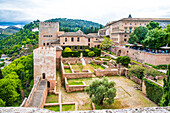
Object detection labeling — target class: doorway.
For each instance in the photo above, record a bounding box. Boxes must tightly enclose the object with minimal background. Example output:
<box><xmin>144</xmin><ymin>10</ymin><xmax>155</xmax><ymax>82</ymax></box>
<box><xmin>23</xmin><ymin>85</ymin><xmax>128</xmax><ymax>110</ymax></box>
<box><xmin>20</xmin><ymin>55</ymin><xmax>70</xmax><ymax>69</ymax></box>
<box><xmin>47</xmin><ymin>81</ymin><xmax>50</xmax><ymax>88</ymax></box>
<box><xmin>42</xmin><ymin>73</ymin><xmax>45</xmax><ymax>79</ymax></box>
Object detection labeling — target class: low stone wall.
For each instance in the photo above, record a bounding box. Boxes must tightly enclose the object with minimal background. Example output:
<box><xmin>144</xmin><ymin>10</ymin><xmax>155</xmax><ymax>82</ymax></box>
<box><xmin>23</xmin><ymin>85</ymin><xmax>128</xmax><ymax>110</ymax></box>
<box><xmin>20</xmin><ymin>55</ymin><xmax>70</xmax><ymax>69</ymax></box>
<box><xmin>94</xmin><ymin>69</ymin><xmax>118</xmax><ymax>77</ymax></box>
<box><xmin>61</xmin><ymin>57</ymin><xmax>81</xmax><ymax>64</ymax></box>
<box><xmin>130</xmin><ymin>76</ymin><xmax>142</xmax><ymax>85</ymax></box>
<box><xmin>61</xmin><ymin>61</ymin><xmax>93</xmax><ymax>79</ymax></box>
<box><xmin>65</xmin><ymin>77</ymin><xmax>88</xmax><ymax>92</ymax></box>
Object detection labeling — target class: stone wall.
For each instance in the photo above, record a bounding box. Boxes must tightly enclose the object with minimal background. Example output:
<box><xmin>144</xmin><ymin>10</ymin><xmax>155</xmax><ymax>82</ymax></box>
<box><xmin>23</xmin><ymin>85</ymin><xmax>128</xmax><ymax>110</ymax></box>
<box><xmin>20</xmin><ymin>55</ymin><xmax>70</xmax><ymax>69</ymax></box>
<box><xmin>130</xmin><ymin>76</ymin><xmax>142</xmax><ymax>85</ymax></box>
<box><xmin>61</xmin><ymin>61</ymin><xmax>93</xmax><ymax>80</ymax></box>
<box><xmin>111</xmin><ymin>46</ymin><xmax>170</xmax><ymax>65</ymax></box>
<box><xmin>94</xmin><ymin>68</ymin><xmax>118</xmax><ymax>77</ymax></box>
<box><xmin>65</xmin><ymin>77</ymin><xmax>88</xmax><ymax>92</ymax></box>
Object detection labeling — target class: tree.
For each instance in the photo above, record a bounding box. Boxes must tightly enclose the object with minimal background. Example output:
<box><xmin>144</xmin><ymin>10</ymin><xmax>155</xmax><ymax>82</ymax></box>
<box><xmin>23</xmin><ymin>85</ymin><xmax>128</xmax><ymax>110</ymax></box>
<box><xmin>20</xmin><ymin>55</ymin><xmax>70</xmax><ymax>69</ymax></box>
<box><xmin>116</xmin><ymin>56</ymin><xmax>131</xmax><ymax>67</ymax></box>
<box><xmin>160</xmin><ymin>64</ymin><xmax>170</xmax><ymax>106</ymax></box>
<box><xmin>128</xmin><ymin>65</ymin><xmax>146</xmax><ymax>79</ymax></box>
<box><xmin>128</xmin><ymin>26</ymin><xmax>148</xmax><ymax>44</ymax></box>
<box><xmin>146</xmin><ymin>21</ymin><xmax>162</xmax><ymax>30</ymax></box>
<box><xmin>64</xmin><ymin>47</ymin><xmax>72</xmax><ymax>52</ymax></box>
<box><xmin>85</xmin><ymin>77</ymin><xmax>116</xmax><ymax>105</ymax></box>
<box><xmin>0</xmin><ymin>69</ymin><xmax>3</xmax><ymax>79</ymax></box>
<box><xmin>142</xmin><ymin>28</ymin><xmax>168</xmax><ymax>50</ymax></box>
<box><xmin>101</xmin><ymin>37</ymin><xmax>113</xmax><ymax>50</ymax></box>
<box><xmin>0</xmin><ymin>99</ymin><xmax>5</xmax><ymax>107</ymax></box>
<box><xmin>144</xmin><ymin>68</ymin><xmax>163</xmax><ymax>77</ymax></box>
<box><xmin>88</xmin><ymin>51</ymin><xmax>95</xmax><ymax>57</ymax></box>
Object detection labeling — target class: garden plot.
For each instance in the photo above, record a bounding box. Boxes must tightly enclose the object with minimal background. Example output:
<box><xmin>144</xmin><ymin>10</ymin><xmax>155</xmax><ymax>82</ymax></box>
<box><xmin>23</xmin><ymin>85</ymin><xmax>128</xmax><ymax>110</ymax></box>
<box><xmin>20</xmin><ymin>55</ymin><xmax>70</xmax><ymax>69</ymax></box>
<box><xmin>46</xmin><ymin>94</ymin><xmax>58</xmax><ymax>103</ymax></box>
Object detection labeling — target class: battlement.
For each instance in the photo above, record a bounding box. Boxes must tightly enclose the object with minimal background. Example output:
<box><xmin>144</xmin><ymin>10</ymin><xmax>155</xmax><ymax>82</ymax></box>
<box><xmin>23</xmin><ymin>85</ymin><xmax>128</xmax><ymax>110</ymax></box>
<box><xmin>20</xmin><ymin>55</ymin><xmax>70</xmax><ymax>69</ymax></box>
<box><xmin>39</xmin><ymin>22</ymin><xmax>59</xmax><ymax>28</ymax></box>
<box><xmin>33</xmin><ymin>47</ymin><xmax>56</xmax><ymax>55</ymax></box>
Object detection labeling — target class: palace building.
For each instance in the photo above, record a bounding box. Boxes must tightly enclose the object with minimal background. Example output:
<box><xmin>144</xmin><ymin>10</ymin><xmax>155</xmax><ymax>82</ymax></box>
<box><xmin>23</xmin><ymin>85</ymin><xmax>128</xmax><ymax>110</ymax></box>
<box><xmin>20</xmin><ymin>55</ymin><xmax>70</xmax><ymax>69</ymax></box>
<box><xmin>39</xmin><ymin>22</ymin><xmax>103</xmax><ymax>50</ymax></box>
<box><xmin>99</xmin><ymin>14</ymin><xmax>170</xmax><ymax>44</ymax></box>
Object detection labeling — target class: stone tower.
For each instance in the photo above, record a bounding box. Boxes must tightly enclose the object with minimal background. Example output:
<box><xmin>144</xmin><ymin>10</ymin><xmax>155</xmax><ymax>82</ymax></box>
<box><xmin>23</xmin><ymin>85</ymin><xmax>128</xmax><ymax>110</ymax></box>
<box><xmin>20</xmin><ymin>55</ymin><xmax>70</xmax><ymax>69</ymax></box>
<box><xmin>39</xmin><ymin>22</ymin><xmax>59</xmax><ymax>47</ymax></box>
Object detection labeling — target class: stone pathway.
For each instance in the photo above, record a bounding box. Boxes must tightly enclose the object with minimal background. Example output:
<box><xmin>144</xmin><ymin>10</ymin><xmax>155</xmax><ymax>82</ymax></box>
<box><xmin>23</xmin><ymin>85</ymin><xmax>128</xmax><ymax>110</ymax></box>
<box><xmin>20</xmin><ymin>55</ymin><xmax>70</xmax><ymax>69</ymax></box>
<box><xmin>29</xmin><ymin>79</ymin><xmax>47</xmax><ymax>107</ymax></box>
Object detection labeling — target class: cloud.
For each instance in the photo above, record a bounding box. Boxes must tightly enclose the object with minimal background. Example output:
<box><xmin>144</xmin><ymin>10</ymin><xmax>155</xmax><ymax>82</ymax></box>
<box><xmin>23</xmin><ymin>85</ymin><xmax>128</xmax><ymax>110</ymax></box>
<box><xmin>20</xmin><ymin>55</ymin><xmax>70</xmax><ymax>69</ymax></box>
<box><xmin>0</xmin><ymin>0</ymin><xmax>169</xmax><ymax>25</ymax></box>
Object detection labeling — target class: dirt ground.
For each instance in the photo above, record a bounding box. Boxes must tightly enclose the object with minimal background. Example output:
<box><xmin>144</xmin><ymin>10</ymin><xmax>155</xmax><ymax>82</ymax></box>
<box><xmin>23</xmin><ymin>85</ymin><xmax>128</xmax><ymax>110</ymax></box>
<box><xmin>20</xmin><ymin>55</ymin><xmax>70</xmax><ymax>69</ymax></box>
<box><xmin>56</xmin><ymin>70</ymin><xmax>157</xmax><ymax>110</ymax></box>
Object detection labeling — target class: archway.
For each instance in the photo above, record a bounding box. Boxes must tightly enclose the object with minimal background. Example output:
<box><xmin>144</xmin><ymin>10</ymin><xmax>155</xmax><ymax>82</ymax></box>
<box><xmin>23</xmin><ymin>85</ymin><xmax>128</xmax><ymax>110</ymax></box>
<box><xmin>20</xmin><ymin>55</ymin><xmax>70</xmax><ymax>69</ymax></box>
<box><xmin>47</xmin><ymin>81</ymin><xmax>50</xmax><ymax>88</ymax></box>
<box><xmin>117</xmin><ymin>50</ymin><xmax>121</xmax><ymax>56</ymax></box>
<box><xmin>42</xmin><ymin>73</ymin><xmax>45</xmax><ymax>79</ymax></box>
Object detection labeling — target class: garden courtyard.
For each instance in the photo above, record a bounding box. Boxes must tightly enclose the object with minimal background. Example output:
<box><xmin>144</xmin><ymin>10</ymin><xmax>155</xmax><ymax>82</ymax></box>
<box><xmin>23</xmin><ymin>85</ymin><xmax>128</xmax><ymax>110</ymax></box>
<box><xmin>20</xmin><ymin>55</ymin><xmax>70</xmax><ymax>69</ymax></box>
<box><xmin>45</xmin><ymin>69</ymin><xmax>157</xmax><ymax>111</ymax></box>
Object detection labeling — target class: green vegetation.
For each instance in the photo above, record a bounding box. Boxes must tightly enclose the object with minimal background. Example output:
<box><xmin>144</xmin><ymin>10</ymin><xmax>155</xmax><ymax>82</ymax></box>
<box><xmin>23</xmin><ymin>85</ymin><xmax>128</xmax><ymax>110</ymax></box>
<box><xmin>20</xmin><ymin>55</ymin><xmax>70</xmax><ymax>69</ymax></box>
<box><xmin>0</xmin><ymin>54</ymin><xmax>33</xmax><ymax>106</ymax></box>
<box><xmin>44</xmin><ymin>106</ymin><xmax>59</xmax><ymax>112</ymax></box>
<box><xmin>85</xmin><ymin>77</ymin><xmax>116</xmax><ymax>105</ymax></box>
<box><xmin>101</xmin><ymin>36</ymin><xmax>113</xmax><ymax>50</ymax></box>
<box><xmin>62</xmin><ymin>104</ymin><xmax>75</xmax><ymax>111</ymax></box>
<box><xmin>88</xmin><ymin>51</ymin><xmax>95</xmax><ymax>57</ymax></box>
<box><xmin>160</xmin><ymin>64</ymin><xmax>170</xmax><ymax>106</ymax></box>
<box><xmin>64</xmin><ymin>47</ymin><xmax>72</xmax><ymax>52</ymax></box>
<box><xmin>143</xmin><ymin>78</ymin><xmax>163</xmax><ymax>105</ymax></box>
<box><xmin>89</xmin><ymin>63</ymin><xmax>105</xmax><ymax>70</ymax></box>
<box><xmin>116</xmin><ymin>56</ymin><xmax>131</xmax><ymax>67</ymax></box>
<box><xmin>144</xmin><ymin>63</ymin><xmax>168</xmax><ymax>69</ymax></box>
<box><xmin>45</xmin><ymin>18</ymin><xmax>103</xmax><ymax>34</ymax></box>
<box><xmin>62</xmin><ymin>47</ymin><xmax>101</xmax><ymax>57</ymax></box>
<box><xmin>131</xmin><ymin>60</ymin><xmax>142</xmax><ymax>65</ymax></box>
<box><xmin>64</xmin><ymin>69</ymin><xmax>72</xmax><ymax>73</ymax></box>
<box><xmin>46</xmin><ymin>94</ymin><xmax>58</xmax><ymax>103</ymax></box>
<box><xmin>128</xmin><ymin>21</ymin><xmax>170</xmax><ymax>50</ymax></box>
<box><xmin>128</xmin><ymin>65</ymin><xmax>146</xmax><ymax>79</ymax></box>
<box><xmin>68</xmin><ymin>81</ymin><xmax>84</xmax><ymax>85</ymax></box>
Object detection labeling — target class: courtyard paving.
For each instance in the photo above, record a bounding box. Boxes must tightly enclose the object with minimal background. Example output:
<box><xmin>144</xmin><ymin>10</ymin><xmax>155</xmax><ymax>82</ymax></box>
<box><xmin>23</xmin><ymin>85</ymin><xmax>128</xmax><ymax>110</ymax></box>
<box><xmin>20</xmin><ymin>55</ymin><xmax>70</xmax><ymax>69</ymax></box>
<box><xmin>56</xmin><ymin>70</ymin><xmax>157</xmax><ymax>110</ymax></box>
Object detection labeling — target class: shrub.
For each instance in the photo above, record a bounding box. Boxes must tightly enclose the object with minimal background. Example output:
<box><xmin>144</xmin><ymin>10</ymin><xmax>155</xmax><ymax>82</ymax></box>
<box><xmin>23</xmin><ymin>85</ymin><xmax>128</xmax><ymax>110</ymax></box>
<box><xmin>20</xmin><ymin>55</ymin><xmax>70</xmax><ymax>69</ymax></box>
<box><xmin>144</xmin><ymin>68</ymin><xmax>164</xmax><ymax>77</ymax></box>
<box><xmin>103</xmin><ymin>62</ymin><xmax>107</xmax><ymax>65</ymax></box>
<box><xmin>88</xmin><ymin>51</ymin><xmax>95</xmax><ymax>57</ymax></box>
<box><xmin>95</xmin><ymin>57</ymin><xmax>100</xmax><ymax>60</ymax></box>
<box><xmin>116</xmin><ymin>56</ymin><xmax>131</xmax><ymax>67</ymax></box>
<box><xmin>64</xmin><ymin>47</ymin><xmax>72</xmax><ymax>52</ymax></box>
<box><xmin>128</xmin><ymin>65</ymin><xmax>146</xmax><ymax>79</ymax></box>
<box><xmin>85</xmin><ymin>49</ymin><xmax>90</xmax><ymax>52</ymax></box>
<box><xmin>156</xmin><ymin>65</ymin><xmax>168</xmax><ymax>70</ymax></box>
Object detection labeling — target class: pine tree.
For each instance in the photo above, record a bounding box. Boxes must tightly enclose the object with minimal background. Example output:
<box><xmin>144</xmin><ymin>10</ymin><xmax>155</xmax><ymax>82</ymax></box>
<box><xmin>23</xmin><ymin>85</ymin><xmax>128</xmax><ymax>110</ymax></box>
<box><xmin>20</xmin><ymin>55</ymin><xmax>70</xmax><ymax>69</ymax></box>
<box><xmin>160</xmin><ymin>64</ymin><xmax>170</xmax><ymax>106</ymax></box>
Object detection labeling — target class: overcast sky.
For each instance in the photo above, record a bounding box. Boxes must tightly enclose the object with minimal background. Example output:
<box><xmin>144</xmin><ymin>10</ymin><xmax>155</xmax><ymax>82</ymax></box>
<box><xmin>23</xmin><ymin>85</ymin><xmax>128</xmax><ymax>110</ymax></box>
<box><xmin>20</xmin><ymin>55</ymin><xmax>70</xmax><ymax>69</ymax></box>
<box><xmin>0</xmin><ymin>0</ymin><xmax>170</xmax><ymax>25</ymax></box>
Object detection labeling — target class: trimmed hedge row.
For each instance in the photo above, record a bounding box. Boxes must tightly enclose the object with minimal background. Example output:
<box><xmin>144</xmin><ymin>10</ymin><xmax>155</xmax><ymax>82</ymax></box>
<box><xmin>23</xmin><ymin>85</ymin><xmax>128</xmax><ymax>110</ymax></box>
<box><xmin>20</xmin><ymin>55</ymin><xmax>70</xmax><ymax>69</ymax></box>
<box><xmin>143</xmin><ymin>78</ymin><xmax>163</xmax><ymax>105</ymax></box>
<box><xmin>62</xmin><ymin>48</ymin><xmax>101</xmax><ymax>57</ymax></box>
<box><xmin>144</xmin><ymin>63</ymin><xmax>168</xmax><ymax>69</ymax></box>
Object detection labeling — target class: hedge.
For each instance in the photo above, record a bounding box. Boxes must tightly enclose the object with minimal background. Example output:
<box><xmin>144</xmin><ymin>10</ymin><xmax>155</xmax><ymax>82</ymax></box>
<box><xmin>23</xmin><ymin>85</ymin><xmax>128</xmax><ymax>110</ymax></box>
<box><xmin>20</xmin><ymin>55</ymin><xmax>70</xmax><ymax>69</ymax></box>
<box><xmin>143</xmin><ymin>78</ymin><xmax>163</xmax><ymax>105</ymax></box>
<box><xmin>144</xmin><ymin>63</ymin><xmax>168</xmax><ymax>69</ymax></box>
<box><xmin>62</xmin><ymin>47</ymin><xmax>101</xmax><ymax>57</ymax></box>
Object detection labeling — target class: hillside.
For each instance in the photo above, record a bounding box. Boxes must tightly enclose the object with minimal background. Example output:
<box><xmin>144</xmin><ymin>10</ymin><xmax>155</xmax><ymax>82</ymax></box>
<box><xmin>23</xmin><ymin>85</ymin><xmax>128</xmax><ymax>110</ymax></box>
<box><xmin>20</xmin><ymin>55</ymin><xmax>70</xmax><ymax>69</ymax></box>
<box><xmin>0</xmin><ymin>18</ymin><xmax>103</xmax><ymax>58</ymax></box>
<box><xmin>0</xmin><ymin>26</ymin><xmax>21</xmax><ymax>35</ymax></box>
<box><xmin>45</xmin><ymin>18</ymin><xmax>103</xmax><ymax>33</ymax></box>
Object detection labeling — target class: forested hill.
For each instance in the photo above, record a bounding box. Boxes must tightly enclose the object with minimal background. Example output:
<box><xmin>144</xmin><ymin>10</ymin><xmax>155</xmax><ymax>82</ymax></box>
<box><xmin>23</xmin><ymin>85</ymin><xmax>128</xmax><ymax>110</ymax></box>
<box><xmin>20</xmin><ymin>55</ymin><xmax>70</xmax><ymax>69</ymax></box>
<box><xmin>45</xmin><ymin>18</ymin><xmax>103</xmax><ymax>33</ymax></box>
<box><xmin>0</xmin><ymin>18</ymin><xmax>103</xmax><ymax>58</ymax></box>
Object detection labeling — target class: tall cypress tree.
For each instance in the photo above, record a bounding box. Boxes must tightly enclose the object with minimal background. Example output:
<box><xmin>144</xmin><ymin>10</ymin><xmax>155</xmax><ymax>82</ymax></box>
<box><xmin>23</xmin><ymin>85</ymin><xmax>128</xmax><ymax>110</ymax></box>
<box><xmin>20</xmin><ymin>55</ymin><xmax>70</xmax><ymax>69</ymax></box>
<box><xmin>160</xmin><ymin>64</ymin><xmax>170</xmax><ymax>106</ymax></box>
<box><xmin>0</xmin><ymin>69</ymin><xmax>3</xmax><ymax>79</ymax></box>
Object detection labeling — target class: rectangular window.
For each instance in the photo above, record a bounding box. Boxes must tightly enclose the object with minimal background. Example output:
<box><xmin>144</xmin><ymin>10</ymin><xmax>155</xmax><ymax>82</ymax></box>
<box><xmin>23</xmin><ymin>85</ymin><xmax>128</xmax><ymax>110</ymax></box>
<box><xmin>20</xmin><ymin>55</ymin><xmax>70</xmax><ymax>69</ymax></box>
<box><xmin>65</xmin><ymin>38</ymin><xmax>67</xmax><ymax>42</ymax></box>
<box><xmin>80</xmin><ymin>46</ymin><xmax>82</xmax><ymax>49</ymax></box>
<box><xmin>75</xmin><ymin>46</ymin><xmax>77</xmax><ymax>49</ymax></box>
<box><xmin>129</xmin><ymin>28</ymin><xmax>132</xmax><ymax>33</ymax></box>
<box><xmin>77</xmin><ymin>37</ymin><xmax>79</xmax><ymax>42</ymax></box>
<box><xmin>124</xmin><ymin>39</ymin><xmax>127</xmax><ymax>42</ymax></box>
<box><xmin>125</xmin><ymin>29</ymin><xmax>127</xmax><ymax>33</ymax></box>
<box><xmin>43</xmin><ymin>43</ymin><xmax>45</xmax><ymax>46</ymax></box>
<box><xmin>71</xmin><ymin>37</ymin><xmax>74</xmax><ymax>42</ymax></box>
<box><xmin>88</xmin><ymin>38</ymin><xmax>90</xmax><ymax>42</ymax></box>
<box><xmin>47</xmin><ymin>43</ymin><xmax>49</xmax><ymax>46</ymax></box>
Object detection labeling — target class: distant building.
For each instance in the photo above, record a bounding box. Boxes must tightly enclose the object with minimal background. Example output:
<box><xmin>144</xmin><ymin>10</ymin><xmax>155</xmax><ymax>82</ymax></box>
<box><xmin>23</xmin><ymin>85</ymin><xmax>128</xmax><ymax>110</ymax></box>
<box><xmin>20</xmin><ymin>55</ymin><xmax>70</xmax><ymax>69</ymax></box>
<box><xmin>100</xmin><ymin>14</ymin><xmax>170</xmax><ymax>44</ymax></box>
<box><xmin>39</xmin><ymin>22</ymin><xmax>103</xmax><ymax>49</ymax></box>
<box><xmin>32</xmin><ymin>27</ymin><xmax>39</xmax><ymax>32</ymax></box>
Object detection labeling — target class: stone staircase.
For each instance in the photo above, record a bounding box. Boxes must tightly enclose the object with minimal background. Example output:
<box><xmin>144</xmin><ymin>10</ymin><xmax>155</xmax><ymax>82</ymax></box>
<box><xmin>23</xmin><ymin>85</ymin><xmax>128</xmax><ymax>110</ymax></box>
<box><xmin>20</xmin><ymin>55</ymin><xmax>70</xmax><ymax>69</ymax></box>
<box><xmin>28</xmin><ymin>79</ymin><xmax>47</xmax><ymax>107</ymax></box>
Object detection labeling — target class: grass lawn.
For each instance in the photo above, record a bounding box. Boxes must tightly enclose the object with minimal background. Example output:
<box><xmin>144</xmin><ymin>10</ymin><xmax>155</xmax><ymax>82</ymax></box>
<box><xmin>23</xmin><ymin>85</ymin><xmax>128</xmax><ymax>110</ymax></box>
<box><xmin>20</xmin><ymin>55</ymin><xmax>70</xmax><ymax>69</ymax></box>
<box><xmin>68</xmin><ymin>81</ymin><xmax>84</xmax><ymax>85</ymax></box>
<box><xmin>64</xmin><ymin>69</ymin><xmax>72</xmax><ymax>73</ymax></box>
<box><xmin>62</xmin><ymin>104</ymin><xmax>75</xmax><ymax>111</ymax></box>
<box><xmin>71</xmin><ymin>64</ymin><xmax>83</xmax><ymax>72</ymax></box>
<box><xmin>44</xmin><ymin>106</ymin><xmax>59</xmax><ymax>112</ymax></box>
<box><xmin>46</xmin><ymin>94</ymin><xmax>58</xmax><ymax>103</ymax></box>
<box><xmin>89</xmin><ymin>64</ymin><xmax>105</xmax><ymax>70</ymax></box>
<box><xmin>64</xmin><ymin>63</ymin><xmax>69</xmax><ymax>66</ymax></box>
<box><xmin>131</xmin><ymin>60</ymin><xmax>142</xmax><ymax>66</ymax></box>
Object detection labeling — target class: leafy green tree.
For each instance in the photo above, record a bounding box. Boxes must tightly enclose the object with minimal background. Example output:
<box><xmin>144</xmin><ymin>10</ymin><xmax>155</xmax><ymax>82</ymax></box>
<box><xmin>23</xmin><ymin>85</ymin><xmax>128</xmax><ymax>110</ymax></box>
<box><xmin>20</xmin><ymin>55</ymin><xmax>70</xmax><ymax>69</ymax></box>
<box><xmin>64</xmin><ymin>47</ymin><xmax>72</xmax><ymax>52</ymax></box>
<box><xmin>85</xmin><ymin>49</ymin><xmax>90</xmax><ymax>52</ymax></box>
<box><xmin>146</xmin><ymin>21</ymin><xmax>162</xmax><ymax>30</ymax></box>
<box><xmin>0</xmin><ymin>69</ymin><xmax>3</xmax><ymax>79</ymax></box>
<box><xmin>144</xmin><ymin>68</ymin><xmax>163</xmax><ymax>77</ymax></box>
<box><xmin>160</xmin><ymin>64</ymin><xmax>170</xmax><ymax>106</ymax></box>
<box><xmin>116</xmin><ymin>56</ymin><xmax>131</xmax><ymax>67</ymax></box>
<box><xmin>128</xmin><ymin>65</ymin><xmax>146</xmax><ymax>79</ymax></box>
<box><xmin>0</xmin><ymin>99</ymin><xmax>5</xmax><ymax>107</ymax></box>
<box><xmin>101</xmin><ymin>37</ymin><xmax>113</xmax><ymax>50</ymax></box>
<box><xmin>142</xmin><ymin>28</ymin><xmax>168</xmax><ymax>50</ymax></box>
<box><xmin>85</xmin><ymin>77</ymin><xmax>116</xmax><ymax>105</ymax></box>
<box><xmin>88</xmin><ymin>51</ymin><xmax>95</xmax><ymax>57</ymax></box>
<box><xmin>128</xmin><ymin>26</ymin><xmax>148</xmax><ymax>44</ymax></box>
